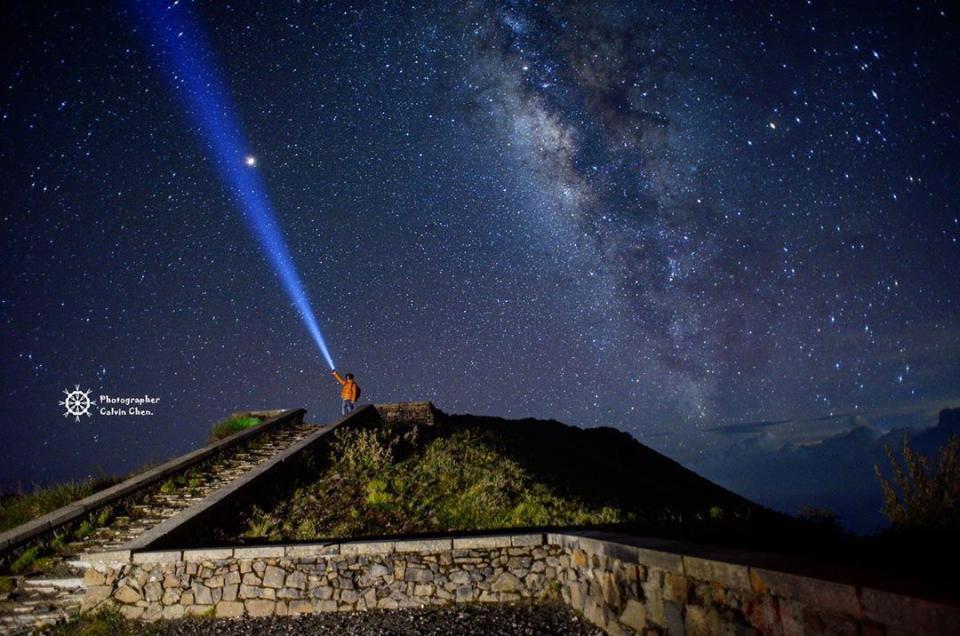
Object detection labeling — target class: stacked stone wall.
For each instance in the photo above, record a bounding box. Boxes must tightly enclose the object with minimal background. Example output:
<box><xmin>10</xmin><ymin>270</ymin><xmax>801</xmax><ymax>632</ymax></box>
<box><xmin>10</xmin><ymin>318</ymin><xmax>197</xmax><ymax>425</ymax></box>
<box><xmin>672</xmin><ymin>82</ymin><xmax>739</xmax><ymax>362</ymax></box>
<box><xmin>551</xmin><ymin>533</ymin><xmax>959</xmax><ymax>635</ymax></box>
<box><xmin>84</xmin><ymin>532</ymin><xmax>960</xmax><ymax>634</ymax></box>
<box><xmin>85</xmin><ymin>536</ymin><xmax>560</xmax><ymax>621</ymax></box>
<box><xmin>373</xmin><ymin>402</ymin><xmax>436</xmax><ymax>426</ymax></box>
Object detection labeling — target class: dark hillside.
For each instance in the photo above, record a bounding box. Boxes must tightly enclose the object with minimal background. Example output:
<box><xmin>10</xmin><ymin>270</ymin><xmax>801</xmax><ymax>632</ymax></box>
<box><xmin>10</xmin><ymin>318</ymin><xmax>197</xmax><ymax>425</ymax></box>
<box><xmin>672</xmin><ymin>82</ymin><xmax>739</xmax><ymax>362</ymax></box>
<box><xmin>223</xmin><ymin>409</ymin><xmax>814</xmax><ymax>547</ymax></box>
<box><xmin>447</xmin><ymin>413</ymin><xmax>757</xmax><ymax>518</ymax></box>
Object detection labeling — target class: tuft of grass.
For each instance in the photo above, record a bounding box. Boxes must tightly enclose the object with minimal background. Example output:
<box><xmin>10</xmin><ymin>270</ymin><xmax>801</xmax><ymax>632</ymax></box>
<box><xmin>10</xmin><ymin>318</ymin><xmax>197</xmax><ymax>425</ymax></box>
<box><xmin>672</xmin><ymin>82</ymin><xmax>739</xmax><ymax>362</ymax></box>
<box><xmin>94</xmin><ymin>505</ymin><xmax>113</xmax><ymax>527</ymax></box>
<box><xmin>31</xmin><ymin>556</ymin><xmax>59</xmax><ymax>573</ymax></box>
<box><xmin>10</xmin><ymin>547</ymin><xmax>39</xmax><ymax>574</ymax></box>
<box><xmin>74</xmin><ymin>520</ymin><xmax>94</xmax><ymax>540</ymax></box>
<box><xmin>50</xmin><ymin>531</ymin><xmax>68</xmax><ymax>552</ymax></box>
<box><xmin>209</xmin><ymin>416</ymin><xmax>261</xmax><ymax>442</ymax></box>
<box><xmin>46</xmin><ymin>607</ymin><xmax>146</xmax><ymax>636</ymax></box>
<box><xmin>159</xmin><ymin>479</ymin><xmax>177</xmax><ymax>495</ymax></box>
<box><xmin>0</xmin><ymin>577</ymin><xmax>16</xmax><ymax>597</ymax></box>
<box><xmin>0</xmin><ymin>477</ymin><xmax>121</xmax><ymax>533</ymax></box>
<box><xmin>243</xmin><ymin>506</ymin><xmax>280</xmax><ymax>541</ymax></box>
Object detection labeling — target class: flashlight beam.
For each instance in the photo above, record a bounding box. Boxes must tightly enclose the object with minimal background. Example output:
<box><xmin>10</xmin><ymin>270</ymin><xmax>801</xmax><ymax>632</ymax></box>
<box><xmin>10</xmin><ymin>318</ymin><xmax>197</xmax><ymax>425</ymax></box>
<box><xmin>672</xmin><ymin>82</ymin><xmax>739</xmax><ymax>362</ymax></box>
<box><xmin>135</xmin><ymin>1</ymin><xmax>336</xmax><ymax>370</ymax></box>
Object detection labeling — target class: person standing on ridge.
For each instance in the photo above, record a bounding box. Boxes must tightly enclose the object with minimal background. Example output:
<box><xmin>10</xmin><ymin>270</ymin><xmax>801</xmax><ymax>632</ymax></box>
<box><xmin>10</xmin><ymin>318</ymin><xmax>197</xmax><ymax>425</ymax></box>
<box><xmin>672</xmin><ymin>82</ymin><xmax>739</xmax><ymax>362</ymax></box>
<box><xmin>331</xmin><ymin>370</ymin><xmax>361</xmax><ymax>416</ymax></box>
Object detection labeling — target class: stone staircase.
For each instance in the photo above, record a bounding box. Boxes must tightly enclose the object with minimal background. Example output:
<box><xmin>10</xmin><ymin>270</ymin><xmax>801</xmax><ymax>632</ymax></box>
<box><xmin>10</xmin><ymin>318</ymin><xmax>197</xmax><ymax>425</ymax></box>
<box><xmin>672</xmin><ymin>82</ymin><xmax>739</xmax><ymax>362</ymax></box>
<box><xmin>0</xmin><ymin>420</ymin><xmax>329</xmax><ymax>634</ymax></box>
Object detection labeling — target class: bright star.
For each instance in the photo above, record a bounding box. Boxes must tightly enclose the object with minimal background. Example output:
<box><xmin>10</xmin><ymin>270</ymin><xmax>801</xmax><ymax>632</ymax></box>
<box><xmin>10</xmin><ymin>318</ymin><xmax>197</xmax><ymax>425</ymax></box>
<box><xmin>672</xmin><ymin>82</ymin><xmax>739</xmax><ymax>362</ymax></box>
<box><xmin>245</xmin><ymin>155</ymin><xmax>256</xmax><ymax>167</ymax></box>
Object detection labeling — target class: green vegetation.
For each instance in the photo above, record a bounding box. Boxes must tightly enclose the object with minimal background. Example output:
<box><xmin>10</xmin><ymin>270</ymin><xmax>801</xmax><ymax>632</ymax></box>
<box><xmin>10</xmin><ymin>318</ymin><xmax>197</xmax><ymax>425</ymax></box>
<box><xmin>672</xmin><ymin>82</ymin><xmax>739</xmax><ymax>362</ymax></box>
<box><xmin>94</xmin><ymin>505</ymin><xmax>114</xmax><ymax>527</ymax></box>
<box><xmin>49</xmin><ymin>605</ymin><xmax>221</xmax><ymax>635</ymax></box>
<box><xmin>10</xmin><ymin>547</ymin><xmax>39</xmax><ymax>574</ymax></box>
<box><xmin>47</xmin><ymin>608</ymin><xmax>148</xmax><ymax>636</ymax></box>
<box><xmin>209</xmin><ymin>415</ymin><xmax>262</xmax><ymax>442</ymax></box>
<box><xmin>875</xmin><ymin>433</ymin><xmax>960</xmax><ymax>531</ymax></box>
<box><xmin>0</xmin><ymin>577</ymin><xmax>15</xmax><ymax>597</ymax></box>
<box><xmin>242</xmin><ymin>421</ymin><xmax>636</xmax><ymax>541</ymax></box>
<box><xmin>50</xmin><ymin>531</ymin><xmax>68</xmax><ymax>552</ymax></box>
<box><xmin>0</xmin><ymin>477</ymin><xmax>120</xmax><ymax>533</ymax></box>
<box><xmin>74</xmin><ymin>520</ymin><xmax>94</xmax><ymax>540</ymax></box>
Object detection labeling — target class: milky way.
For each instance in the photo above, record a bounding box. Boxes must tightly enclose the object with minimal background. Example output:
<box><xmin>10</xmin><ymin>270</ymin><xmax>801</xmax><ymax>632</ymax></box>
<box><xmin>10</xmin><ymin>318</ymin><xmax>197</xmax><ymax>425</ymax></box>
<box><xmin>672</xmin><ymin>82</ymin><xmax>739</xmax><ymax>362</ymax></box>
<box><xmin>1</xmin><ymin>1</ymin><xmax>958</xmax><ymax>521</ymax></box>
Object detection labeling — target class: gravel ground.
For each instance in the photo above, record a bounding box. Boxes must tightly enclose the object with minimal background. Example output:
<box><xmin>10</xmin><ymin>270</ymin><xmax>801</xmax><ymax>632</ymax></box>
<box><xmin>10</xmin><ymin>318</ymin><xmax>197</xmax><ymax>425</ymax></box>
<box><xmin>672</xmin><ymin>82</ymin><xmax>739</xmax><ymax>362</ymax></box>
<box><xmin>146</xmin><ymin>603</ymin><xmax>601</xmax><ymax>636</ymax></box>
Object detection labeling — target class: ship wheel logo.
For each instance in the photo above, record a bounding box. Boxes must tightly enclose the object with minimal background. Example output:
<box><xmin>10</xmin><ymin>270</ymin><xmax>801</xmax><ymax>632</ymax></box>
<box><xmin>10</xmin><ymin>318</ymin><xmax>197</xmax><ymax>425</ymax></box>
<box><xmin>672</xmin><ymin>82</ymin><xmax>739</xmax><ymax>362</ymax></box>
<box><xmin>60</xmin><ymin>385</ymin><xmax>96</xmax><ymax>422</ymax></box>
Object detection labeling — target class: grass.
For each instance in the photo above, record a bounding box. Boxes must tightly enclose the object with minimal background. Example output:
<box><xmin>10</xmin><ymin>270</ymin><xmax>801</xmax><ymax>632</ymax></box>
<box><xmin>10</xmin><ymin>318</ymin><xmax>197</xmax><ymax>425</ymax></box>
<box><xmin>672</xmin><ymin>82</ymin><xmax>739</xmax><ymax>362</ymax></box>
<box><xmin>47</xmin><ymin>608</ymin><xmax>150</xmax><ymax>636</ymax></box>
<box><xmin>209</xmin><ymin>415</ymin><xmax>262</xmax><ymax>442</ymax></box>
<box><xmin>0</xmin><ymin>577</ymin><xmax>15</xmax><ymax>597</ymax></box>
<box><xmin>241</xmin><ymin>421</ymin><xmax>632</xmax><ymax>541</ymax></box>
<box><xmin>0</xmin><ymin>477</ymin><xmax>121</xmax><ymax>533</ymax></box>
<box><xmin>9</xmin><ymin>547</ymin><xmax>39</xmax><ymax>574</ymax></box>
<box><xmin>74</xmin><ymin>520</ymin><xmax>94</xmax><ymax>540</ymax></box>
<box><xmin>94</xmin><ymin>505</ymin><xmax>114</xmax><ymax>527</ymax></box>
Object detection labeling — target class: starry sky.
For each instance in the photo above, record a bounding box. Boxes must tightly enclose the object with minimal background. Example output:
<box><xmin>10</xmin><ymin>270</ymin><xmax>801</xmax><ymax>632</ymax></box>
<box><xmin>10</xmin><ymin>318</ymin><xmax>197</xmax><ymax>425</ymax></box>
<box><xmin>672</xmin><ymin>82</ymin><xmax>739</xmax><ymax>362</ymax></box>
<box><xmin>2</xmin><ymin>1</ymin><xmax>958</xmax><ymax>532</ymax></box>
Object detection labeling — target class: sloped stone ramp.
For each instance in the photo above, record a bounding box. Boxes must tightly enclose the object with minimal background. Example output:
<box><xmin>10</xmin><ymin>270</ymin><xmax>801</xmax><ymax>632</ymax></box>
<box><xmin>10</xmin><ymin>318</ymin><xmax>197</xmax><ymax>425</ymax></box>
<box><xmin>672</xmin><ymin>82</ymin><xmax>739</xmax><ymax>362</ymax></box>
<box><xmin>0</xmin><ymin>408</ymin><xmax>341</xmax><ymax>634</ymax></box>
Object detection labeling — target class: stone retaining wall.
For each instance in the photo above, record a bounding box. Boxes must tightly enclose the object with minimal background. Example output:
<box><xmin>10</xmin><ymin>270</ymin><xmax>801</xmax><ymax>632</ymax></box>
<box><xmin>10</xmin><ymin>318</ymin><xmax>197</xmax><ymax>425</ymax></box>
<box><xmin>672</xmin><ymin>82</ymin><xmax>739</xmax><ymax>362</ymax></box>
<box><xmin>84</xmin><ymin>532</ymin><xmax>960</xmax><ymax>634</ymax></box>
<box><xmin>84</xmin><ymin>535</ymin><xmax>558</xmax><ymax>620</ymax></box>
<box><xmin>552</xmin><ymin>533</ymin><xmax>960</xmax><ymax>635</ymax></box>
<box><xmin>373</xmin><ymin>402</ymin><xmax>437</xmax><ymax>426</ymax></box>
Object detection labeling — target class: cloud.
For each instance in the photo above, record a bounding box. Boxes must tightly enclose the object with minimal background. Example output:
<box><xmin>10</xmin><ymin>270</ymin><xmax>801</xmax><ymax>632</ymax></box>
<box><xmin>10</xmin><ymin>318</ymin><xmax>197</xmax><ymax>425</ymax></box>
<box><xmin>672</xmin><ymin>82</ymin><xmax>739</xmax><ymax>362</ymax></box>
<box><xmin>689</xmin><ymin>406</ymin><xmax>960</xmax><ymax>533</ymax></box>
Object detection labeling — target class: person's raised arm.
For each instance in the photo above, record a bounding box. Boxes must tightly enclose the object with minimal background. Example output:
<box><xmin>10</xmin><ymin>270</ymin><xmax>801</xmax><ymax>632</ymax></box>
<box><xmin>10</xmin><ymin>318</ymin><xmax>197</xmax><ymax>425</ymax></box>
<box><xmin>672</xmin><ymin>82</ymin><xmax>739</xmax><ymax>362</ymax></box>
<box><xmin>332</xmin><ymin>370</ymin><xmax>346</xmax><ymax>385</ymax></box>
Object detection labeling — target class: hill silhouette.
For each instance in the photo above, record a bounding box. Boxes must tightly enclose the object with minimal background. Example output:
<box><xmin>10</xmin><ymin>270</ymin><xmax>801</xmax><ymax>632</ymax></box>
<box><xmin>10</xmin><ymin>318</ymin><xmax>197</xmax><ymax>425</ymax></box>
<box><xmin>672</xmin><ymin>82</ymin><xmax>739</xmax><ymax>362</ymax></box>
<box><xmin>225</xmin><ymin>409</ymin><xmax>826</xmax><ymax>551</ymax></box>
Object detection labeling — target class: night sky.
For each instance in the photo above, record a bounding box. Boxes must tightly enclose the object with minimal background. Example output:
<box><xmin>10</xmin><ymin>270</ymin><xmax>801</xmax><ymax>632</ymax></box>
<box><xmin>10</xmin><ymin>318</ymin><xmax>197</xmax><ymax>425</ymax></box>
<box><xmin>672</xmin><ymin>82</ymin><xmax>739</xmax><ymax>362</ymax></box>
<box><xmin>2</xmin><ymin>1</ymin><xmax>958</xmax><ymax>532</ymax></box>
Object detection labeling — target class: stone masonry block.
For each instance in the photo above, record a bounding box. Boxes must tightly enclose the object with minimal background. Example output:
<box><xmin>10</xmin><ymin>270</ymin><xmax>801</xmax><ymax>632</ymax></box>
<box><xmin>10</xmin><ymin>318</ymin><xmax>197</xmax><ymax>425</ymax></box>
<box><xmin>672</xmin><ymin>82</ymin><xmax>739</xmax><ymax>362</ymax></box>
<box><xmin>394</xmin><ymin>538</ymin><xmax>452</xmax><ymax>553</ymax></box>
<box><xmin>285</xmin><ymin>544</ymin><xmax>340</xmax><ymax>558</ymax></box>
<box><xmin>245</xmin><ymin>599</ymin><xmax>276</xmax><ymax>617</ymax></box>
<box><xmin>132</xmin><ymin>551</ymin><xmax>181</xmax><ymax>564</ymax></box>
<box><xmin>84</xmin><ymin>550</ymin><xmax>131</xmax><ymax>565</ymax></box>
<box><xmin>340</xmin><ymin>541</ymin><xmax>396</xmax><ymax>555</ymax></box>
<box><xmin>511</xmin><ymin>534</ymin><xmax>544</xmax><ymax>547</ymax></box>
<box><xmin>182</xmin><ymin>548</ymin><xmax>233</xmax><ymax>561</ymax></box>
<box><xmin>453</xmin><ymin>536</ymin><xmax>511</xmax><ymax>549</ymax></box>
<box><xmin>749</xmin><ymin>567</ymin><xmax>861</xmax><ymax>617</ymax></box>
<box><xmin>234</xmin><ymin>546</ymin><xmax>285</xmax><ymax>559</ymax></box>
<box><xmin>636</xmin><ymin>547</ymin><xmax>683</xmax><ymax>574</ymax></box>
<box><xmin>215</xmin><ymin>601</ymin><xmax>244</xmax><ymax>617</ymax></box>
<box><xmin>682</xmin><ymin>556</ymin><xmax>751</xmax><ymax>591</ymax></box>
<box><xmin>860</xmin><ymin>586</ymin><xmax>960</xmax><ymax>634</ymax></box>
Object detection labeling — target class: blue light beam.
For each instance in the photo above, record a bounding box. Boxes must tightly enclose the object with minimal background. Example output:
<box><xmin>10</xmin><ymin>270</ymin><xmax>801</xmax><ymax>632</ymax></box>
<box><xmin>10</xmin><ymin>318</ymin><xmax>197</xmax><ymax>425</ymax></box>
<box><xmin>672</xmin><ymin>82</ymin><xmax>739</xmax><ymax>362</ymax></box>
<box><xmin>135</xmin><ymin>1</ymin><xmax>336</xmax><ymax>369</ymax></box>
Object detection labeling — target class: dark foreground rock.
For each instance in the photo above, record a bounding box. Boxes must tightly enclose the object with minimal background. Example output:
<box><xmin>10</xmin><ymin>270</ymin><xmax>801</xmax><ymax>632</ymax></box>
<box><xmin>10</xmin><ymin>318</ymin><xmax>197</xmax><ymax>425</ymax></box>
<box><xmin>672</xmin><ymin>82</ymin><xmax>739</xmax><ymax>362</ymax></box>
<box><xmin>59</xmin><ymin>603</ymin><xmax>600</xmax><ymax>636</ymax></box>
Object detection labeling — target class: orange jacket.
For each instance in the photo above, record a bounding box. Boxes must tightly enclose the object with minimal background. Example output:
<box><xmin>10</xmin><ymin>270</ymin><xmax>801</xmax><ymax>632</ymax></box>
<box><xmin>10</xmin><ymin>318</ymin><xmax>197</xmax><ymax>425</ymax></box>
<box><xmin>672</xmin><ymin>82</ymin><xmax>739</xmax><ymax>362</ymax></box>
<box><xmin>332</xmin><ymin>371</ymin><xmax>359</xmax><ymax>401</ymax></box>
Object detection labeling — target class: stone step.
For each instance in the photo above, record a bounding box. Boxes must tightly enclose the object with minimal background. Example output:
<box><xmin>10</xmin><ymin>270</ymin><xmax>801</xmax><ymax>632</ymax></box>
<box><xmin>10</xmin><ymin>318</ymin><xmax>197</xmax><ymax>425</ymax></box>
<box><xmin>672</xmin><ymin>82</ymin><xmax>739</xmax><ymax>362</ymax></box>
<box><xmin>22</xmin><ymin>579</ymin><xmax>84</xmax><ymax>589</ymax></box>
<box><xmin>0</xmin><ymin>420</ymin><xmax>329</xmax><ymax>630</ymax></box>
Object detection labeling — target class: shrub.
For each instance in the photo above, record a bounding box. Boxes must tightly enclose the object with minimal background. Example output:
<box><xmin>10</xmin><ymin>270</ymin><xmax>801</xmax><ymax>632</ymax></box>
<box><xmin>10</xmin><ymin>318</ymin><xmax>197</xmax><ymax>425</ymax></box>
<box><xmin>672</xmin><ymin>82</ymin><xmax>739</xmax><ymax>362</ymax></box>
<box><xmin>875</xmin><ymin>434</ymin><xmax>960</xmax><ymax>531</ymax></box>
<box><xmin>332</xmin><ymin>428</ymin><xmax>396</xmax><ymax>473</ymax></box>
<box><xmin>209</xmin><ymin>416</ymin><xmax>261</xmax><ymax>442</ymax></box>
<box><xmin>295</xmin><ymin>519</ymin><xmax>317</xmax><ymax>540</ymax></box>
<box><xmin>365</xmin><ymin>479</ymin><xmax>394</xmax><ymax>506</ymax></box>
<box><xmin>0</xmin><ymin>477</ymin><xmax>120</xmax><ymax>533</ymax></box>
